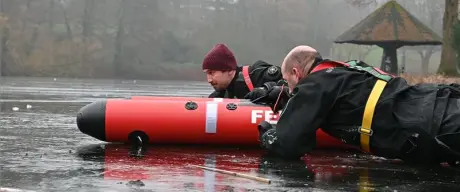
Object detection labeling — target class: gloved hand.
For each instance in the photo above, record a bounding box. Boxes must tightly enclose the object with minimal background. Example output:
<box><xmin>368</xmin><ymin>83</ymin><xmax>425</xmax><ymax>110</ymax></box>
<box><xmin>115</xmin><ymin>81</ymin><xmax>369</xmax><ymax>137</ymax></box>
<box><xmin>244</xmin><ymin>82</ymin><xmax>290</xmax><ymax>112</ymax></box>
<box><xmin>257</xmin><ymin>121</ymin><xmax>277</xmax><ymax>150</ymax></box>
<box><xmin>265</xmin><ymin>86</ymin><xmax>290</xmax><ymax>110</ymax></box>
<box><xmin>244</xmin><ymin>81</ymin><xmax>277</xmax><ymax>103</ymax></box>
<box><xmin>247</xmin><ymin>86</ymin><xmax>288</xmax><ymax>111</ymax></box>
<box><xmin>244</xmin><ymin>87</ymin><xmax>269</xmax><ymax>102</ymax></box>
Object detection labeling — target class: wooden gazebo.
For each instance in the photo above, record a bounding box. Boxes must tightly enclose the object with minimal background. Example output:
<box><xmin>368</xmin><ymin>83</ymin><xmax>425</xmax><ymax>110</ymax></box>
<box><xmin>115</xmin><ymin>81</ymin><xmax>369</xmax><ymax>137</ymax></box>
<box><xmin>334</xmin><ymin>0</ymin><xmax>443</xmax><ymax>74</ymax></box>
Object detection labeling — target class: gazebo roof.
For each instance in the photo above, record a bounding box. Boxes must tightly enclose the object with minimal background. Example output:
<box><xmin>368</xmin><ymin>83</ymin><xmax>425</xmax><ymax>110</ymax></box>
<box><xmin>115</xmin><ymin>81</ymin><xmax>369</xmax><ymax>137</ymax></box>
<box><xmin>334</xmin><ymin>0</ymin><xmax>443</xmax><ymax>46</ymax></box>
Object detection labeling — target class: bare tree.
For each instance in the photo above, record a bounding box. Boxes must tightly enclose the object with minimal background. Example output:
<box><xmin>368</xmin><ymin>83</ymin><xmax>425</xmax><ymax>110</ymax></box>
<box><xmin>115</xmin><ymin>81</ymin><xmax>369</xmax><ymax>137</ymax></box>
<box><xmin>438</xmin><ymin>0</ymin><xmax>459</xmax><ymax>76</ymax></box>
<box><xmin>113</xmin><ymin>0</ymin><xmax>126</xmax><ymax>76</ymax></box>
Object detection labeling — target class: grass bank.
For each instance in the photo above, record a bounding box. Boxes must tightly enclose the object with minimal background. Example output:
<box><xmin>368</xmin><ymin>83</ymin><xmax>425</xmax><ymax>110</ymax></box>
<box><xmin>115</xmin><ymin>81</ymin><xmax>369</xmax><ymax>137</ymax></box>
<box><xmin>400</xmin><ymin>73</ymin><xmax>460</xmax><ymax>84</ymax></box>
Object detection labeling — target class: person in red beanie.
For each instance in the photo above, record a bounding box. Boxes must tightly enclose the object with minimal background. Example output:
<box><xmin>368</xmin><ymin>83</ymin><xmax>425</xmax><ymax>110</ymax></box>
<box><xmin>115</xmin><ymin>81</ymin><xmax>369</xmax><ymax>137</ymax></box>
<box><xmin>202</xmin><ymin>43</ymin><xmax>284</xmax><ymax>98</ymax></box>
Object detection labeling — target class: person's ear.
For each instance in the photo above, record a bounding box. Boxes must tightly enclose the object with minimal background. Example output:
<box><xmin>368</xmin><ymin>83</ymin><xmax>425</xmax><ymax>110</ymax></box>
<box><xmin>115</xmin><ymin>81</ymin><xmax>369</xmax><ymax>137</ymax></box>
<box><xmin>292</xmin><ymin>67</ymin><xmax>299</xmax><ymax>77</ymax></box>
<box><xmin>229</xmin><ymin>70</ymin><xmax>236</xmax><ymax>76</ymax></box>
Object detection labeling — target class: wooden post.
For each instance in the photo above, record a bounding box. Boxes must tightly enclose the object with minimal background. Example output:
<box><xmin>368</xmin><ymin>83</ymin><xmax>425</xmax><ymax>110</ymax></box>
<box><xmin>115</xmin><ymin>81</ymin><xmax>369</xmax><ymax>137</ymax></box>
<box><xmin>189</xmin><ymin>164</ymin><xmax>271</xmax><ymax>184</ymax></box>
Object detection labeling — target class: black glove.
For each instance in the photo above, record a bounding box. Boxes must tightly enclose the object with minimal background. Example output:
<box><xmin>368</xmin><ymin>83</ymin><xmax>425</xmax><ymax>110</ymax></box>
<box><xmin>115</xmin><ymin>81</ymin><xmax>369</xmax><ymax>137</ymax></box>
<box><xmin>244</xmin><ymin>82</ymin><xmax>277</xmax><ymax>102</ymax></box>
<box><xmin>266</xmin><ymin>86</ymin><xmax>290</xmax><ymax>111</ymax></box>
<box><xmin>257</xmin><ymin>120</ymin><xmax>277</xmax><ymax>150</ymax></box>
<box><xmin>245</xmin><ymin>86</ymin><xmax>290</xmax><ymax>113</ymax></box>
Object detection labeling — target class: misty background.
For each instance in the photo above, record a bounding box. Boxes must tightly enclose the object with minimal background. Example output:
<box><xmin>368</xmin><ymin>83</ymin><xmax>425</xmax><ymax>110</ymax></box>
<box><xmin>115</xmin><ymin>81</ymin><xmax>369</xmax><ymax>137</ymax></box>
<box><xmin>0</xmin><ymin>0</ymin><xmax>454</xmax><ymax>81</ymax></box>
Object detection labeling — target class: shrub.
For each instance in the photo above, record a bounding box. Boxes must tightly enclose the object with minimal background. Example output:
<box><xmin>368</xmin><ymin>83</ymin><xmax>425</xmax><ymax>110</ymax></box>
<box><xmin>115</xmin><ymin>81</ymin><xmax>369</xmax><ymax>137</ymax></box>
<box><xmin>399</xmin><ymin>73</ymin><xmax>460</xmax><ymax>85</ymax></box>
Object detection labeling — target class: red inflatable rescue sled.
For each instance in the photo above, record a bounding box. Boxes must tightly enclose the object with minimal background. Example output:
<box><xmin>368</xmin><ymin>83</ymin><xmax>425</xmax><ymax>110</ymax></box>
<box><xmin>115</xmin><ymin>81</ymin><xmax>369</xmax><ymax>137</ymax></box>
<box><xmin>76</xmin><ymin>96</ymin><xmax>350</xmax><ymax>149</ymax></box>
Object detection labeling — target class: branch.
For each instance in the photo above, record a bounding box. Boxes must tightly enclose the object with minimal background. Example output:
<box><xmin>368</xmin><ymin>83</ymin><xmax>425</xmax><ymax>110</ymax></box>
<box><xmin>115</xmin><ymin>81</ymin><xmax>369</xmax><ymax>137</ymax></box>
<box><xmin>344</xmin><ymin>0</ymin><xmax>377</xmax><ymax>8</ymax></box>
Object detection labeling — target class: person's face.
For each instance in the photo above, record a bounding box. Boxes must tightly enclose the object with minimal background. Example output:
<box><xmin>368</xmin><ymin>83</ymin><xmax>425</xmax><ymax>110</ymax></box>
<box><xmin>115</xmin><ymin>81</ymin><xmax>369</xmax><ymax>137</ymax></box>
<box><xmin>204</xmin><ymin>69</ymin><xmax>235</xmax><ymax>91</ymax></box>
<box><xmin>281</xmin><ymin>62</ymin><xmax>301</xmax><ymax>94</ymax></box>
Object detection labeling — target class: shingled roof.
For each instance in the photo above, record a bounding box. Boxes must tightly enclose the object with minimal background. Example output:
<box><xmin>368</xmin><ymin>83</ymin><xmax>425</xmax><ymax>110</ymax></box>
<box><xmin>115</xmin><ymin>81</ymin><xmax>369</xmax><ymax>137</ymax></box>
<box><xmin>334</xmin><ymin>0</ymin><xmax>443</xmax><ymax>46</ymax></box>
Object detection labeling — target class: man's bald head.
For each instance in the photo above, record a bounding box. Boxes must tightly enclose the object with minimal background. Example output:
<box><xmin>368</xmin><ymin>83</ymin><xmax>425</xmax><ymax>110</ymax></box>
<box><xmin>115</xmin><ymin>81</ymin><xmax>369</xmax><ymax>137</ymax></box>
<box><xmin>281</xmin><ymin>45</ymin><xmax>321</xmax><ymax>93</ymax></box>
<box><xmin>281</xmin><ymin>45</ymin><xmax>320</xmax><ymax>77</ymax></box>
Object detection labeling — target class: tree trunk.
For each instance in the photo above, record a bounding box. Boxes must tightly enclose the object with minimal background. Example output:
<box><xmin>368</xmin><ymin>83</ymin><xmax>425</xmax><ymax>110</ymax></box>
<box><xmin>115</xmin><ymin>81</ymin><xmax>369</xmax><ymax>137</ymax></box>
<box><xmin>421</xmin><ymin>55</ymin><xmax>430</xmax><ymax>74</ymax></box>
<box><xmin>48</xmin><ymin>0</ymin><xmax>54</xmax><ymax>31</ymax></box>
<box><xmin>401</xmin><ymin>49</ymin><xmax>406</xmax><ymax>73</ymax></box>
<box><xmin>418</xmin><ymin>47</ymin><xmax>438</xmax><ymax>75</ymax></box>
<box><xmin>0</xmin><ymin>22</ymin><xmax>3</xmax><ymax>77</ymax></box>
<box><xmin>312</xmin><ymin>0</ymin><xmax>320</xmax><ymax>45</ymax></box>
<box><xmin>0</xmin><ymin>0</ymin><xmax>7</xmax><ymax>76</ymax></box>
<box><xmin>113</xmin><ymin>0</ymin><xmax>127</xmax><ymax>77</ymax></box>
<box><xmin>437</xmin><ymin>0</ymin><xmax>459</xmax><ymax>76</ymax></box>
<box><xmin>61</xmin><ymin>2</ymin><xmax>72</xmax><ymax>66</ymax></box>
<box><xmin>62</xmin><ymin>6</ymin><xmax>72</xmax><ymax>39</ymax></box>
<box><xmin>82</xmin><ymin>0</ymin><xmax>95</xmax><ymax>76</ymax></box>
<box><xmin>82</xmin><ymin>0</ymin><xmax>94</xmax><ymax>39</ymax></box>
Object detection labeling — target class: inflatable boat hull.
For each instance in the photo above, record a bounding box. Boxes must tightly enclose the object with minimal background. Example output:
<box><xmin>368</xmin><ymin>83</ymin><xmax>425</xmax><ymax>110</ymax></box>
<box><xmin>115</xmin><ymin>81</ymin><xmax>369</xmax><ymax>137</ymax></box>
<box><xmin>76</xmin><ymin>97</ymin><xmax>349</xmax><ymax>149</ymax></box>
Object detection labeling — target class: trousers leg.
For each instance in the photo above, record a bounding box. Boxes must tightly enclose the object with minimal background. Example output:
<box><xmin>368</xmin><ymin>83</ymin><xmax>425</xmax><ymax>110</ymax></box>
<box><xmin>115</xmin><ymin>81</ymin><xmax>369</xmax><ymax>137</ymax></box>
<box><xmin>436</xmin><ymin>97</ymin><xmax>460</xmax><ymax>164</ymax></box>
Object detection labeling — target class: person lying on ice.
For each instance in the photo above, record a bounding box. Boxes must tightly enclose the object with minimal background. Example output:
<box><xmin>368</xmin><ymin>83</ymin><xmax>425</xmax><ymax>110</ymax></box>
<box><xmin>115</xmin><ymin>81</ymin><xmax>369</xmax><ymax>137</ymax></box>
<box><xmin>202</xmin><ymin>43</ymin><xmax>284</xmax><ymax>99</ymax></box>
<box><xmin>244</xmin><ymin>45</ymin><xmax>460</xmax><ymax>167</ymax></box>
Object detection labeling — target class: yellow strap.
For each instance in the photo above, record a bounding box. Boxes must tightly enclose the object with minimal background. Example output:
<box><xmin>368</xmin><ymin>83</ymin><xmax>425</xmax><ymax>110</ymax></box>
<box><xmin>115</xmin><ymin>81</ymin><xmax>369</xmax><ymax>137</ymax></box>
<box><xmin>360</xmin><ymin>79</ymin><xmax>387</xmax><ymax>153</ymax></box>
<box><xmin>359</xmin><ymin>168</ymin><xmax>370</xmax><ymax>192</ymax></box>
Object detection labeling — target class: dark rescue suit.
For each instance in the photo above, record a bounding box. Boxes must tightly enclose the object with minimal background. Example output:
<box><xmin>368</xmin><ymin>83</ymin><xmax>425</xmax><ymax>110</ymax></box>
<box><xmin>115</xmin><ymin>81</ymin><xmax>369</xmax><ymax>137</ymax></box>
<box><xmin>208</xmin><ymin>60</ymin><xmax>282</xmax><ymax>99</ymax></box>
<box><xmin>259</xmin><ymin>59</ymin><xmax>460</xmax><ymax>166</ymax></box>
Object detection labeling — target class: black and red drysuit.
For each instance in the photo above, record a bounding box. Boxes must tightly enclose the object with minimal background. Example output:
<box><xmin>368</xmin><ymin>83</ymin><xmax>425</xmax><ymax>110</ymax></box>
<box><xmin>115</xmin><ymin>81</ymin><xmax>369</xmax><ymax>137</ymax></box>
<box><xmin>246</xmin><ymin>59</ymin><xmax>460</xmax><ymax>167</ymax></box>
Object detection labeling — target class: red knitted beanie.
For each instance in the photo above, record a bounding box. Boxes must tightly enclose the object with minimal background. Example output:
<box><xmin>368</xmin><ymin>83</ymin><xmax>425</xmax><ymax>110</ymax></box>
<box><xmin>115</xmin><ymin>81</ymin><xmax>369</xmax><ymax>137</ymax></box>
<box><xmin>202</xmin><ymin>44</ymin><xmax>237</xmax><ymax>71</ymax></box>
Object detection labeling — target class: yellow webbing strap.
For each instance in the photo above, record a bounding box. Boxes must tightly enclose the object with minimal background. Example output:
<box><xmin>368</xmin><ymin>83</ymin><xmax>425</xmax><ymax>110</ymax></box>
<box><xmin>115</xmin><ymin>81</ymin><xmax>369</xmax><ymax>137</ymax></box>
<box><xmin>360</xmin><ymin>79</ymin><xmax>387</xmax><ymax>153</ymax></box>
<box><xmin>359</xmin><ymin>168</ymin><xmax>370</xmax><ymax>192</ymax></box>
